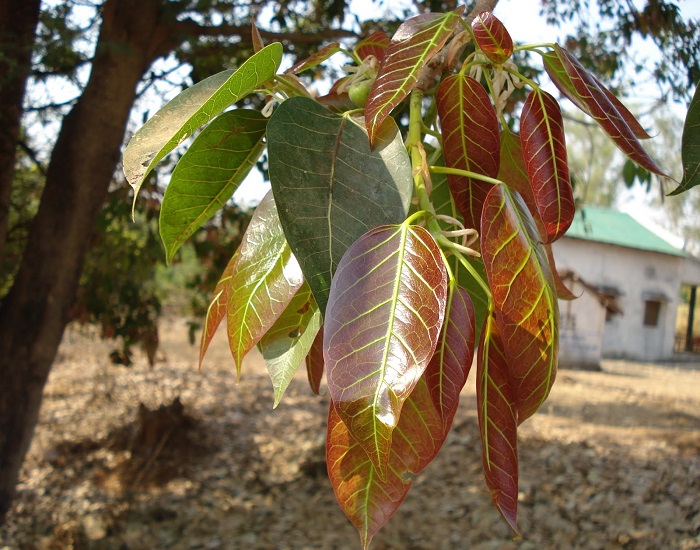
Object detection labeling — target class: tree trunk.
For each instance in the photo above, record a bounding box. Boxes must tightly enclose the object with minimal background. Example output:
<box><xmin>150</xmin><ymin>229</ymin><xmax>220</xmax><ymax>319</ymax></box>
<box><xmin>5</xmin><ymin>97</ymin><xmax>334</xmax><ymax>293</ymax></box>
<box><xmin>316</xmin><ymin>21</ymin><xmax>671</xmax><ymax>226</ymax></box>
<box><xmin>0</xmin><ymin>0</ymin><xmax>175</xmax><ymax>522</ymax></box>
<box><xmin>0</xmin><ymin>0</ymin><xmax>41</xmax><ymax>268</ymax></box>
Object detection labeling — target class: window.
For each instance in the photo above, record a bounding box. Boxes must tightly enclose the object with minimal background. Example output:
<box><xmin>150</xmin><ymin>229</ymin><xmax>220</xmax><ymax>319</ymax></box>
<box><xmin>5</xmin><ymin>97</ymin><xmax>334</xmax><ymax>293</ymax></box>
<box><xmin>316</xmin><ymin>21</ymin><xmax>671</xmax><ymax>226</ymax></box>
<box><xmin>643</xmin><ymin>300</ymin><xmax>662</xmax><ymax>327</ymax></box>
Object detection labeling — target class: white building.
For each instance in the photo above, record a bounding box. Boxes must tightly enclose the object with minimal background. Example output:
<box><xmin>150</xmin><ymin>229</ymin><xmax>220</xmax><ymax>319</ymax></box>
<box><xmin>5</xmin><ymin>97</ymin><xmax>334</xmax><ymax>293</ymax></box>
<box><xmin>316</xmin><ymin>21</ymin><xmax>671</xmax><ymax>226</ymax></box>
<box><xmin>552</xmin><ymin>206</ymin><xmax>700</xmax><ymax>368</ymax></box>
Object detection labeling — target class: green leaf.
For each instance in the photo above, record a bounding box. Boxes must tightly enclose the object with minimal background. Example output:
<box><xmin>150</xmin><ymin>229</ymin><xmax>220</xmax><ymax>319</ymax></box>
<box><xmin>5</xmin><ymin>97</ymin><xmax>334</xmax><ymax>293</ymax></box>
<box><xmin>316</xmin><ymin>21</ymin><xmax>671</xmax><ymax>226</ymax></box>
<box><xmin>227</xmin><ymin>191</ymin><xmax>304</xmax><ymax>376</ymax></box>
<box><xmin>425</xmin><ymin>284</ymin><xmax>476</xmax><ymax>430</ymax></box>
<box><xmin>670</xmin><ymin>84</ymin><xmax>700</xmax><ymax>195</ymax></box>
<box><xmin>436</xmin><ymin>74</ymin><xmax>500</xmax><ymax>230</ymax></box>
<box><xmin>305</xmin><ymin>329</ymin><xmax>325</xmax><ymax>395</ymax></box>
<box><xmin>364</xmin><ymin>8</ymin><xmax>464</xmax><ymax>145</ymax></box>
<box><xmin>480</xmin><ymin>185</ymin><xmax>558</xmax><ymax>424</ymax></box>
<box><xmin>544</xmin><ymin>45</ymin><xmax>666</xmax><ymax>176</ymax></box>
<box><xmin>476</xmin><ymin>313</ymin><xmax>519</xmax><ymax>535</ymax></box>
<box><xmin>259</xmin><ymin>284</ymin><xmax>322</xmax><ymax>407</ymax></box>
<box><xmin>520</xmin><ymin>88</ymin><xmax>574</xmax><ymax>243</ymax></box>
<box><xmin>199</xmin><ymin>250</ymin><xmax>238</xmax><ymax>369</ymax></box>
<box><xmin>123</xmin><ymin>43</ymin><xmax>283</xmax><ymax>212</ymax></box>
<box><xmin>324</xmin><ymin>223</ymin><xmax>448</xmax><ymax>477</ymax></box>
<box><xmin>267</xmin><ymin>97</ymin><xmax>413</xmax><ymax>315</ymax></box>
<box><xmin>471</xmin><ymin>11</ymin><xmax>514</xmax><ymax>65</ymax></box>
<box><xmin>327</xmin><ymin>374</ymin><xmax>445</xmax><ymax>549</ymax></box>
<box><xmin>160</xmin><ymin>110</ymin><xmax>267</xmax><ymax>263</ymax></box>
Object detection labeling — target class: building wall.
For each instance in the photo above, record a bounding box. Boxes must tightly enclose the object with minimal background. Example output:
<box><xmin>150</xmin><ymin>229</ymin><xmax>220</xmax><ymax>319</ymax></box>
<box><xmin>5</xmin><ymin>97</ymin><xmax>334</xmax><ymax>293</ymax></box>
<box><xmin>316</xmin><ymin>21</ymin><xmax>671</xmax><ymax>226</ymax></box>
<box><xmin>558</xmin><ymin>279</ymin><xmax>606</xmax><ymax>369</ymax></box>
<box><xmin>552</xmin><ymin>237</ymin><xmax>683</xmax><ymax>362</ymax></box>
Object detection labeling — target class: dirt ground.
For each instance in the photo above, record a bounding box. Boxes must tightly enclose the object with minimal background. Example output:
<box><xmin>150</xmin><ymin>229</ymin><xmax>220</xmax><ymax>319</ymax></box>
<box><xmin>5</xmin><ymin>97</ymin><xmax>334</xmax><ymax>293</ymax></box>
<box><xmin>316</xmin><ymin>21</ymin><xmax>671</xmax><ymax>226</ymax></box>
<box><xmin>1</xmin><ymin>318</ymin><xmax>699</xmax><ymax>550</ymax></box>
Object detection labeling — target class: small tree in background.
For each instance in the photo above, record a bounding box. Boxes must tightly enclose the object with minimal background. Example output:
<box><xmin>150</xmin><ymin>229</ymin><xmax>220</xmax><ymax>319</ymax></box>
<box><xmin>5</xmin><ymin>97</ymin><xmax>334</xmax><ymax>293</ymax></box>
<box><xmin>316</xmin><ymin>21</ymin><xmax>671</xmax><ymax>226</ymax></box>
<box><xmin>125</xmin><ymin>6</ymin><xmax>699</xmax><ymax>547</ymax></box>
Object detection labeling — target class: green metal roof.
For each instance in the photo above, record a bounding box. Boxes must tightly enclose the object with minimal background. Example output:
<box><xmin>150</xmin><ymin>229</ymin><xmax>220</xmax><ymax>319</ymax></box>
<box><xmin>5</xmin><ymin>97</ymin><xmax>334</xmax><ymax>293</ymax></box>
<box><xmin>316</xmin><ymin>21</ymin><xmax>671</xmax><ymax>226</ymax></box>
<box><xmin>564</xmin><ymin>206</ymin><xmax>686</xmax><ymax>257</ymax></box>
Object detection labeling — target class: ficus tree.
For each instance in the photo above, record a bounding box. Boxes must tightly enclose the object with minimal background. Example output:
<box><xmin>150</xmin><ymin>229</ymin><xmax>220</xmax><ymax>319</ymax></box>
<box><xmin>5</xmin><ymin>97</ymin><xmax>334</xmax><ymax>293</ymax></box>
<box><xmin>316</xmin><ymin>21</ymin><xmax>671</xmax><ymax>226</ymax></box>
<box><xmin>124</xmin><ymin>6</ymin><xmax>699</xmax><ymax>548</ymax></box>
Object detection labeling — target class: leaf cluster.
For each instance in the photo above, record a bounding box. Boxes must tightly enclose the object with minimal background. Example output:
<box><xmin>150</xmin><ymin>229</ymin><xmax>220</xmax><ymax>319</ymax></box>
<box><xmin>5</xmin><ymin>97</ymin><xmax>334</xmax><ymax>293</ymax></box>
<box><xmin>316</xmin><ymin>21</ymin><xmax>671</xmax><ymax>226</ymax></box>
<box><xmin>123</xmin><ymin>8</ymin><xmax>696</xmax><ymax>548</ymax></box>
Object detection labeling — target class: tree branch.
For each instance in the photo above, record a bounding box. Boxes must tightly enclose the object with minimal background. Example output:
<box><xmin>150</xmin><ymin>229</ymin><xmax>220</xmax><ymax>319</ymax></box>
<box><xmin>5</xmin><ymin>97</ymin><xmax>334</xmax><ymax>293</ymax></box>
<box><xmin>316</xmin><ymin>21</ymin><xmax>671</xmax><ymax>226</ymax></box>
<box><xmin>175</xmin><ymin>19</ymin><xmax>357</xmax><ymax>48</ymax></box>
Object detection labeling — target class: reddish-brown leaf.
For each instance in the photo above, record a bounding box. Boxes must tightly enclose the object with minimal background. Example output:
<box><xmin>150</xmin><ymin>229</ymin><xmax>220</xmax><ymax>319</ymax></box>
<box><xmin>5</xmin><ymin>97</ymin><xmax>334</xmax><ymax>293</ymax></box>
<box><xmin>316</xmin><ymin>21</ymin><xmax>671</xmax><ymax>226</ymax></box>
<box><xmin>480</xmin><ymin>185</ymin><xmax>558</xmax><ymax>424</ymax></box>
<box><xmin>251</xmin><ymin>22</ymin><xmax>264</xmax><ymax>53</ymax></box>
<box><xmin>327</xmin><ymin>374</ymin><xmax>446</xmax><ymax>548</ymax></box>
<box><xmin>355</xmin><ymin>30</ymin><xmax>391</xmax><ymax>62</ymax></box>
<box><xmin>542</xmin><ymin>49</ymin><xmax>651</xmax><ymax>140</ymax></box>
<box><xmin>549</xmin><ymin>45</ymin><xmax>666</xmax><ymax>175</ymax></box>
<box><xmin>520</xmin><ymin>88</ymin><xmax>574</xmax><ymax>243</ymax></box>
<box><xmin>476</xmin><ymin>314</ymin><xmax>519</xmax><ymax>534</ymax></box>
<box><xmin>305</xmin><ymin>329</ymin><xmax>324</xmax><ymax>395</ymax></box>
<box><xmin>199</xmin><ymin>250</ymin><xmax>238</xmax><ymax>369</ymax></box>
<box><xmin>424</xmin><ymin>285</ymin><xmax>476</xmax><ymax>431</ymax></box>
<box><xmin>324</xmin><ymin>224</ymin><xmax>448</xmax><ymax>477</ymax></box>
<box><xmin>436</xmin><ymin>74</ymin><xmax>500</xmax><ymax>230</ymax></box>
<box><xmin>471</xmin><ymin>11</ymin><xmax>514</xmax><ymax>65</ymax></box>
<box><xmin>365</xmin><ymin>8</ymin><xmax>464</xmax><ymax>146</ymax></box>
<box><xmin>285</xmin><ymin>42</ymin><xmax>341</xmax><ymax>75</ymax></box>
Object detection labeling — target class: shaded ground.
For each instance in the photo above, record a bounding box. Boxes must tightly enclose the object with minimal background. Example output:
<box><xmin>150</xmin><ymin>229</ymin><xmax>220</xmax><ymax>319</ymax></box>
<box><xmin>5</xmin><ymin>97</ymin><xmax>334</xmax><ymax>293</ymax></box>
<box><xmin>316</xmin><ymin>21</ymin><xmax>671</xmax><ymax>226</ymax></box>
<box><xmin>1</xmin><ymin>318</ymin><xmax>699</xmax><ymax>549</ymax></box>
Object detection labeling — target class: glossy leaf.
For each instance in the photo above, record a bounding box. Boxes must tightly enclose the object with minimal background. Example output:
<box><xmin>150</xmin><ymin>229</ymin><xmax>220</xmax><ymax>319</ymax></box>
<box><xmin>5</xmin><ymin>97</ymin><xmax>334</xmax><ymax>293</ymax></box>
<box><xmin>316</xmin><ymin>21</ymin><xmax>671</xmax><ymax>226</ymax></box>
<box><xmin>285</xmin><ymin>42</ymin><xmax>341</xmax><ymax>75</ymax></box>
<box><xmin>670</xmin><ymin>84</ymin><xmax>700</xmax><ymax>195</ymax></box>
<box><xmin>160</xmin><ymin>110</ymin><xmax>267</xmax><ymax>263</ymax></box>
<box><xmin>546</xmin><ymin>45</ymin><xmax>666</xmax><ymax>176</ymax></box>
<box><xmin>480</xmin><ymin>185</ymin><xmax>558</xmax><ymax>424</ymax></box>
<box><xmin>355</xmin><ymin>30</ymin><xmax>391</xmax><ymax>62</ymax></box>
<box><xmin>476</xmin><ymin>313</ymin><xmax>519</xmax><ymax>534</ymax></box>
<box><xmin>199</xmin><ymin>250</ymin><xmax>238</xmax><ymax>369</ymax></box>
<box><xmin>437</xmin><ymin>74</ymin><xmax>500</xmax><ymax>230</ymax></box>
<box><xmin>425</xmin><ymin>284</ymin><xmax>476</xmax><ymax>430</ymax></box>
<box><xmin>324</xmin><ymin>224</ymin><xmax>448</xmax><ymax>476</ymax></box>
<box><xmin>365</xmin><ymin>8</ymin><xmax>464</xmax><ymax>145</ymax></box>
<box><xmin>305</xmin><ymin>329</ymin><xmax>325</xmax><ymax>395</ymax></box>
<box><xmin>124</xmin><ymin>43</ymin><xmax>282</xmax><ymax>211</ymax></box>
<box><xmin>542</xmin><ymin>49</ymin><xmax>651</xmax><ymax>140</ymax></box>
<box><xmin>227</xmin><ymin>191</ymin><xmax>304</xmax><ymax>376</ymax></box>
<box><xmin>520</xmin><ymin>88</ymin><xmax>574</xmax><ymax>243</ymax></box>
<box><xmin>471</xmin><ymin>11</ymin><xmax>514</xmax><ymax>64</ymax></box>
<box><xmin>259</xmin><ymin>284</ymin><xmax>322</xmax><ymax>407</ymax></box>
<box><xmin>267</xmin><ymin>97</ymin><xmax>413</xmax><ymax>314</ymax></box>
<box><xmin>327</xmin><ymin>374</ymin><xmax>446</xmax><ymax>549</ymax></box>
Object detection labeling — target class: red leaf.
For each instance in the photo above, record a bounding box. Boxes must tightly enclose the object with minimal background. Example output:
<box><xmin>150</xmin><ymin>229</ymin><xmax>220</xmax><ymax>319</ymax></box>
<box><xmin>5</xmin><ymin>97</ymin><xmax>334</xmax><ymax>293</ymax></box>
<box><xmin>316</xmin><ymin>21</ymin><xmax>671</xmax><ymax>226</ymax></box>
<box><xmin>199</xmin><ymin>250</ymin><xmax>238</xmax><ymax>368</ymax></box>
<box><xmin>324</xmin><ymin>224</ymin><xmax>448</xmax><ymax>477</ymax></box>
<box><xmin>424</xmin><ymin>285</ymin><xmax>476</xmax><ymax>431</ymax></box>
<box><xmin>477</xmin><ymin>314</ymin><xmax>519</xmax><ymax>534</ymax></box>
<box><xmin>355</xmin><ymin>30</ymin><xmax>390</xmax><ymax>62</ymax></box>
<box><xmin>436</xmin><ymin>74</ymin><xmax>500</xmax><ymax>230</ymax></box>
<box><xmin>285</xmin><ymin>42</ymin><xmax>341</xmax><ymax>75</ymax></box>
<box><xmin>520</xmin><ymin>89</ymin><xmax>574</xmax><ymax>243</ymax></box>
<box><xmin>480</xmin><ymin>185</ymin><xmax>558</xmax><ymax>424</ymax></box>
<box><xmin>305</xmin><ymin>329</ymin><xmax>324</xmax><ymax>395</ymax></box>
<box><xmin>542</xmin><ymin>49</ymin><xmax>651</xmax><ymax>140</ymax></box>
<box><xmin>365</xmin><ymin>8</ymin><xmax>464</xmax><ymax>146</ymax></box>
<box><xmin>549</xmin><ymin>45</ymin><xmax>666</xmax><ymax>176</ymax></box>
<box><xmin>328</xmin><ymin>374</ymin><xmax>446</xmax><ymax>548</ymax></box>
<box><xmin>471</xmin><ymin>11</ymin><xmax>514</xmax><ymax>65</ymax></box>
<box><xmin>251</xmin><ymin>22</ymin><xmax>264</xmax><ymax>53</ymax></box>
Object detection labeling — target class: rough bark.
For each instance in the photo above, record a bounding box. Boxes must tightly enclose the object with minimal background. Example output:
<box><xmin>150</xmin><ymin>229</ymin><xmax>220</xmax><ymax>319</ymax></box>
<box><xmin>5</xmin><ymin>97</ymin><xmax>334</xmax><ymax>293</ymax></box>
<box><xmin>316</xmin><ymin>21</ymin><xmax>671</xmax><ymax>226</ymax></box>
<box><xmin>0</xmin><ymin>0</ymin><xmax>177</xmax><ymax>522</ymax></box>
<box><xmin>0</xmin><ymin>0</ymin><xmax>41</xmax><ymax>268</ymax></box>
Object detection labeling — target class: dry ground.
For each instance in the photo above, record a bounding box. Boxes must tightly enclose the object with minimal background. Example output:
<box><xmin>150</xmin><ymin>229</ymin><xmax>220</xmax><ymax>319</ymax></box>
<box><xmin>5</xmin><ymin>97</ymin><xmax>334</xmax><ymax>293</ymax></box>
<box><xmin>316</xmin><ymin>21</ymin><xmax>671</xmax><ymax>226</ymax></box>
<box><xmin>1</xmin><ymin>318</ymin><xmax>699</xmax><ymax>550</ymax></box>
